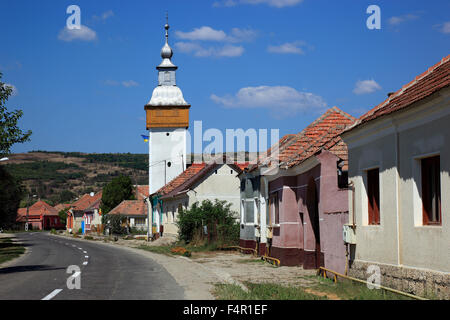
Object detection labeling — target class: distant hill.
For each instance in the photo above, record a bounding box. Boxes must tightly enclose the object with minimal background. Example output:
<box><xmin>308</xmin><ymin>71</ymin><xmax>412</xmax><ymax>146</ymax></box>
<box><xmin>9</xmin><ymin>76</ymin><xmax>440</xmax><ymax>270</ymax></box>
<box><xmin>1</xmin><ymin>151</ymin><xmax>258</xmax><ymax>207</ymax></box>
<box><xmin>1</xmin><ymin>151</ymin><xmax>149</xmax><ymax>207</ymax></box>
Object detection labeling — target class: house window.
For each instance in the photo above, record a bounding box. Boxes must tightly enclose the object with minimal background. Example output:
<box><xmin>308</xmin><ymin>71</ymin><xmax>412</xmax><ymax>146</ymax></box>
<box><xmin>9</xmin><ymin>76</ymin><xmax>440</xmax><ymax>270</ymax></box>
<box><xmin>244</xmin><ymin>200</ymin><xmax>254</xmax><ymax>224</ymax></box>
<box><xmin>269</xmin><ymin>193</ymin><xmax>279</xmax><ymax>225</ymax></box>
<box><xmin>367</xmin><ymin>168</ymin><xmax>380</xmax><ymax>225</ymax></box>
<box><xmin>135</xmin><ymin>218</ymin><xmax>145</xmax><ymax>225</ymax></box>
<box><xmin>422</xmin><ymin>155</ymin><xmax>441</xmax><ymax>225</ymax></box>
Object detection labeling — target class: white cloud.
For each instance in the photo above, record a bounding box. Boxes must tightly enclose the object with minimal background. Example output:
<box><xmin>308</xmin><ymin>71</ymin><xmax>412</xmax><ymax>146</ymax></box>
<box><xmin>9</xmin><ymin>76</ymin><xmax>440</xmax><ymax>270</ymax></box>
<box><xmin>103</xmin><ymin>80</ymin><xmax>139</xmax><ymax>88</ymax></box>
<box><xmin>58</xmin><ymin>25</ymin><xmax>97</xmax><ymax>42</ymax></box>
<box><xmin>211</xmin><ymin>85</ymin><xmax>327</xmax><ymax>117</ymax></box>
<box><xmin>353</xmin><ymin>79</ymin><xmax>382</xmax><ymax>95</ymax></box>
<box><xmin>100</xmin><ymin>10</ymin><xmax>114</xmax><ymax>20</ymax></box>
<box><xmin>213</xmin><ymin>0</ymin><xmax>303</xmax><ymax>8</ymax></box>
<box><xmin>388</xmin><ymin>14</ymin><xmax>419</xmax><ymax>25</ymax></box>
<box><xmin>122</xmin><ymin>80</ymin><xmax>139</xmax><ymax>87</ymax></box>
<box><xmin>267</xmin><ymin>41</ymin><xmax>307</xmax><ymax>55</ymax></box>
<box><xmin>175</xmin><ymin>26</ymin><xmax>256</xmax><ymax>43</ymax></box>
<box><xmin>436</xmin><ymin>21</ymin><xmax>450</xmax><ymax>34</ymax></box>
<box><xmin>175</xmin><ymin>42</ymin><xmax>244</xmax><ymax>58</ymax></box>
<box><xmin>176</xmin><ymin>26</ymin><xmax>227</xmax><ymax>42</ymax></box>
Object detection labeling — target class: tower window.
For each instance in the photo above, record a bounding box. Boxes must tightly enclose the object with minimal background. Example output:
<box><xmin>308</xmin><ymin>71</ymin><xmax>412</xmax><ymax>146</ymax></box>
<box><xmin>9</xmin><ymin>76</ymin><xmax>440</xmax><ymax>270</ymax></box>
<box><xmin>166</xmin><ymin>133</ymin><xmax>170</xmax><ymax>136</ymax></box>
<box><xmin>167</xmin><ymin>162</ymin><xmax>172</xmax><ymax>167</ymax></box>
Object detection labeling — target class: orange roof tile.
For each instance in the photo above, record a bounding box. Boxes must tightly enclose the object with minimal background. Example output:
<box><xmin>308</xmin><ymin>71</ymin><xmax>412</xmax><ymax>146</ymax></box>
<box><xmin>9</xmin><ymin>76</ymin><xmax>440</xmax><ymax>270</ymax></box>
<box><xmin>108</xmin><ymin>200</ymin><xmax>147</xmax><ymax>216</ymax></box>
<box><xmin>349</xmin><ymin>55</ymin><xmax>450</xmax><ymax>130</ymax></box>
<box><xmin>71</xmin><ymin>192</ymin><xmax>102</xmax><ymax>211</ymax></box>
<box><xmin>16</xmin><ymin>201</ymin><xmax>59</xmax><ymax>219</ymax></box>
<box><xmin>156</xmin><ymin>163</ymin><xmax>207</xmax><ymax>196</ymax></box>
<box><xmin>136</xmin><ymin>185</ymin><xmax>150</xmax><ymax>200</ymax></box>
<box><xmin>155</xmin><ymin>160</ymin><xmax>246</xmax><ymax>199</ymax></box>
<box><xmin>249</xmin><ymin>107</ymin><xmax>356</xmax><ymax>171</ymax></box>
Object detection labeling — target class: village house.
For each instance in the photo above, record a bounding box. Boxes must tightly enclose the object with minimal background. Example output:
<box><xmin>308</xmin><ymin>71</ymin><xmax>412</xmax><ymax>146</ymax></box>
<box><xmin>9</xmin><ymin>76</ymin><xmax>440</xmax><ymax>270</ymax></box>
<box><xmin>340</xmin><ymin>55</ymin><xmax>450</xmax><ymax>299</ymax></box>
<box><xmin>16</xmin><ymin>201</ymin><xmax>63</xmax><ymax>230</ymax></box>
<box><xmin>66</xmin><ymin>191</ymin><xmax>102</xmax><ymax>233</ymax></box>
<box><xmin>240</xmin><ymin>107</ymin><xmax>356</xmax><ymax>274</ymax></box>
<box><xmin>151</xmin><ymin>161</ymin><xmax>246</xmax><ymax>237</ymax></box>
<box><xmin>107</xmin><ymin>200</ymin><xmax>148</xmax><ymax>231</ymax></box>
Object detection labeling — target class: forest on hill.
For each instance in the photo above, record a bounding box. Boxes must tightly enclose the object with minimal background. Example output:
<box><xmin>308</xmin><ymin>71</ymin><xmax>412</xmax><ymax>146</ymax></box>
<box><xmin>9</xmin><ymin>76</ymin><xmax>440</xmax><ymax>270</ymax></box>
<box><xmin>1</xmin><ymin>151</ymin><xmax>149</xmax><ymax>207</ymax></box>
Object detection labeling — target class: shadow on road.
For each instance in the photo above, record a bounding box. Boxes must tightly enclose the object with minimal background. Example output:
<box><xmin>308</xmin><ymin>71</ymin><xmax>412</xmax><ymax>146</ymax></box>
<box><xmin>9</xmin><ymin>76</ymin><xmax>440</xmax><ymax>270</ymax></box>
<box><xmin>0</xmin><ymin>265</ymin><xmax>65</xmax><ymax>275</ymax></box>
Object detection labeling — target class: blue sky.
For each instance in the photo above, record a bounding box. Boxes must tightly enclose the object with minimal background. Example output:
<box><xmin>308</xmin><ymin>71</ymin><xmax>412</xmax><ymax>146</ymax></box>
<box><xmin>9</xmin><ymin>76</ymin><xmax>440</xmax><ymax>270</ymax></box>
<box><xmin>1</xmin><ymin>0</ymin><xmax>449</xmax><ymax>154</ymax></box>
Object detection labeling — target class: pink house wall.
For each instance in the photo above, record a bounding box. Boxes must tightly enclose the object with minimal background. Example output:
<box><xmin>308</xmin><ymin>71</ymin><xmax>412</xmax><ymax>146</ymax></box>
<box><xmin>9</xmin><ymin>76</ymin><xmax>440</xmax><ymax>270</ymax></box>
<box><xmin>269</xmin><ymin>150</ymin><xmax>349</xmax><ymax>273</ymax></box>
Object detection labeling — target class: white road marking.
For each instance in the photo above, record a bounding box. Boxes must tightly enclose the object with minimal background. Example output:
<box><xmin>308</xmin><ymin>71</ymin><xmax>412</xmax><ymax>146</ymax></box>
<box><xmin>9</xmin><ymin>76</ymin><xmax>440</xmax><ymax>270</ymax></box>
<box><xmin>42</xmin><ymin>289</ymin><xmax>63</xmax><ymax>300</ymax></box>
<box><xmin>82</xmin><ymin>261</ymin><xmax>88</xmax><ymax>265</ymax></box>
<box><xmin>71</xmin><ymin>271</ymin><xmax>81</xmax><ymax>278</ymax></box>
<box><xmin>78</xmin><ymin>248</ymin><xmax>82</xmax><ymax>250</ymax></box>
<box><xmin>85</xmin><ymin>256</ymin><xmax>89</xmax><ymax>258</ymax></box>
<box><xmin>83</xmin><ymin>251</ymin><xmax>87</xmax><ymax>254</ymax></box>
<box><xmin>72</xmin><ymin>245</ymin><xmax>76</xmax><ymax>247</ymax></box>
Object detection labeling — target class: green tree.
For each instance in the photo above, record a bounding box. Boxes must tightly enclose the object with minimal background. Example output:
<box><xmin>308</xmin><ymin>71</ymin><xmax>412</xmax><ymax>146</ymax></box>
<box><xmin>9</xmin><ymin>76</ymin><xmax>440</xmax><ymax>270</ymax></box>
<box><xmin>0</xmin><ymin>72</ymin><xmax>32</xmax><ymax>156</ymax></box>
<box><xmin>59</xmin><ymin>190</ymin><xmax>75</xmax><ymax>203</ymax></box>
<box><xmin>0</xmin><ymin>166</ymin><xmax>24</xmax><ymax>228</ymax></box>
<box><xmin>100</xmin><ymin>175</ymin><xmax>135</xmax><ymax>214</ymax></box>
<box><xmin>177</xmin><ymin>199</ymin><xmax>239</xmax><ymax>246</ymax></box>
<box><xmin>58</xmin><ymin>209</ymin><xmax>67</xmax><ymax>226</ymax></box>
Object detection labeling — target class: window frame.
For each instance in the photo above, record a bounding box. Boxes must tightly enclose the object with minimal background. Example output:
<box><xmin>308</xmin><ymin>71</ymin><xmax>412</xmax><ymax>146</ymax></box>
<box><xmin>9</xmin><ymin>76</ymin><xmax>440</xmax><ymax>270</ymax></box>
<box><xmin>366</xmin><ymin>168</ymin><xmax>380</xmax><ymax>225</ymax></box>
<box><xmin>421</xmin><ymin>155</ymin><xmax>442</xmax><ymax>226</ymax></box>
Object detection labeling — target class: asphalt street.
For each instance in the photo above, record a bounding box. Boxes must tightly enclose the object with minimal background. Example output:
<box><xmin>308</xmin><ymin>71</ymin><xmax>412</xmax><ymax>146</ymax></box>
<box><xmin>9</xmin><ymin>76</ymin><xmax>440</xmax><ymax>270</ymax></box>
<box><xmin>0</xmin><ymin>232</ymin><xmax>185</xmax><ymax>300</ymax></box>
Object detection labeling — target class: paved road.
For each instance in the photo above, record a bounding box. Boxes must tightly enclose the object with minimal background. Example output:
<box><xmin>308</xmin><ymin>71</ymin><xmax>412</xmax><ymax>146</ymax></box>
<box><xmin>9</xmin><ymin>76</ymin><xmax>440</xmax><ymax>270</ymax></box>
<box><xmin>0</xmin><ymin>232</ymin><xmax>185</xmax><ymax>300</ymax></box>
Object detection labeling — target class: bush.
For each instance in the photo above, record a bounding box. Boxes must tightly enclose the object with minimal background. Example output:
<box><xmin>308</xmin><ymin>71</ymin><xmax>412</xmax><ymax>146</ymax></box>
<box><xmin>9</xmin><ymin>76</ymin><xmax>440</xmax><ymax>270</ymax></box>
<box><xmin>102</xmin><ymin>214</ymin><xmax>127</xmax><ymax>235</ymax></box>
<box><xmin>176</xmin><ymin>199</ymin><xmax>239</xmax><ymax>246</ymax></box>
<box><xmin>50</xmin><ymin>228</ymin><xmax>56</xmax><ymax>234</ymax></box>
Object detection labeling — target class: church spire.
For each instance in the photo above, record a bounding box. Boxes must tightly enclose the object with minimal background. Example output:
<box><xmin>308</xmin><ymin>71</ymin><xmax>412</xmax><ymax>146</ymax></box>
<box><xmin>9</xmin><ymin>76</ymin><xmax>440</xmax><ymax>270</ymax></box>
<box><xmin>158</xmin><ymin>13</ymin><xmax>176</xmax><ymax>70</ymax></box>
<box><xmin>146</xmin><ymin>15</ymin><xmax>188</xmax><ymax>107</ymax></box>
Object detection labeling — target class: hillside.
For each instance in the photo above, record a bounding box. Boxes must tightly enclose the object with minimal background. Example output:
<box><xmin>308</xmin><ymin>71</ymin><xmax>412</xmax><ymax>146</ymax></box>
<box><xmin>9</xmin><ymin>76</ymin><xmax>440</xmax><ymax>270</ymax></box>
<box><xmin>0</xmin><ymin>151</ymin><xmax>258</xmax><ymax>207</ymax></box>
<box><xmin>1</xmin><ymin>151</ymin><xmax>149</xmax><ymax>206</ymax></box>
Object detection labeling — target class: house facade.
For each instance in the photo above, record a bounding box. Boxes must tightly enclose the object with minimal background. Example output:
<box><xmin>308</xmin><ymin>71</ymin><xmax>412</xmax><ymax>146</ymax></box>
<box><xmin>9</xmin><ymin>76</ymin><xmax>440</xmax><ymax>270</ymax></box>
<box><xmin>240</xmin><ymin>107</ymin><xmax>356</xmax><ymax>274</ymax></box>
<box><xmin>152</xmin><ymin>161</ymin><xmax>245</xmax><ymax>237</ymax></box>
<box><xmin>341</xmin><ymin>56</ymin><xmax>450</xmax><ymax>299</ymax></box>
<box><xmin>66</xmin><ymin>192</ymin><xmax>102</xmax><ymax>233</ymax></box>
<box><xmin>16</xmin><ymin>201</ymin><xmax>63</xmax><ymax>230</ymax></box>
<box><xmin>108</xmin><ymin>200</ymin><xmax>148</xmax><ymax>231</ymax></box>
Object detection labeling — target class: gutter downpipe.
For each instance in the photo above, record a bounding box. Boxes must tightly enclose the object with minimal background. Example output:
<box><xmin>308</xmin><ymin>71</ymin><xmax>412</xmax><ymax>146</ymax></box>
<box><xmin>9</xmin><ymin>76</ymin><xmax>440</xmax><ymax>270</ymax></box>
<box><xmin>145</xmin><ymin>196</ymin><xmax>152</xmax><ymax>241</ymax></box>
<box><xmin>345</xmin><ymin>181</ymin><xmax>356</xmax><ymax>275</ymax></box>
<box><xmin>394</xmin><ymin>123</ymin><xmax>402</xmax><ymax>266</ymax></box>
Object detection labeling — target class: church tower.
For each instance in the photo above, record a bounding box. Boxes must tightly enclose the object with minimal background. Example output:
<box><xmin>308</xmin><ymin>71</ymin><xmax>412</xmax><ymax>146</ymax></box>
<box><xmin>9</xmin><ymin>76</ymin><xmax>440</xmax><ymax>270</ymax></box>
<box><xmin>145</xmin><ymin>18</ymin><xmax>190</xmax><ymax>195</ymax></box>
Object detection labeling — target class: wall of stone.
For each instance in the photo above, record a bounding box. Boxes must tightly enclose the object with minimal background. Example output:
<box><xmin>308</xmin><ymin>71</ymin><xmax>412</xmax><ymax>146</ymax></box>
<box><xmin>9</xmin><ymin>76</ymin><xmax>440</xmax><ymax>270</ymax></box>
<box><xmin>348</xmin><ymin>260</ymin><xmax>450</xmax><ymax>299</ymax></box>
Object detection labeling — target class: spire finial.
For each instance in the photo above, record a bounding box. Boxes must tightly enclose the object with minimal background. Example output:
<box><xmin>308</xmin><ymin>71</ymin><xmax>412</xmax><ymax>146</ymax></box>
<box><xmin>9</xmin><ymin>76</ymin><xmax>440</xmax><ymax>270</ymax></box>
<box><xmin>165</xmin><ymin>11</ymin><xmax>169</xmax><ymax>43</ymax></box>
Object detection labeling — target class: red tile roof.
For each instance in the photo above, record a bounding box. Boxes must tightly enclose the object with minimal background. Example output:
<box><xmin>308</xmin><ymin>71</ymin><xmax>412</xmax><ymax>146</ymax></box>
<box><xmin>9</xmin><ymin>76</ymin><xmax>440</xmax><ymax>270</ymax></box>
<box><xmin>71</xmin><ymin>192</ymin><xmax>103</xmax><ymax>211</ymax></box>
<box><xmin>154</xmin><ymin>160</ymin><xmax>246</xmax><ymax>199</ymax></box>
<box><xmin>108</xmin><ymin>200</ymin><xmax>147</xmax><ymax>216</ymax></box>
<box><xmin>136</xmin><ymin>185</ymin><xmax>149</xmax><ymax>200</ymax></box>
<box><xmin>349</xmin><ymin>55</ymin><xmax>450</xmax><ymax>130</ymax></box>
<box><xmin>248</xmin><ymin>107</ymin><xmax>356</xmax><ymax>171</ymax></box>
<box><xmin>156</xmin><ymin>163</ymin><xmax>207</xmax><ymax>197</ymax></box>
<box><xmin>54</xmin><ymin>203</ymin><xmax>71</xmax><ymax>212</ymax></box>
<box><xmin>16</xmin><ymin>201</ymin><xmax>59</xmax><ymax>221</ymax></box>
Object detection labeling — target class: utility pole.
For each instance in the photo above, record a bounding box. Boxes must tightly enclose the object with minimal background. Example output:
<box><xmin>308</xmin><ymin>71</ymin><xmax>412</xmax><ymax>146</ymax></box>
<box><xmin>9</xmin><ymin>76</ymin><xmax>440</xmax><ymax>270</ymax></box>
<box><xmin>25</xmin><ymin>193</ymin><xmax>36</xmax><ymax>231</ymax></box>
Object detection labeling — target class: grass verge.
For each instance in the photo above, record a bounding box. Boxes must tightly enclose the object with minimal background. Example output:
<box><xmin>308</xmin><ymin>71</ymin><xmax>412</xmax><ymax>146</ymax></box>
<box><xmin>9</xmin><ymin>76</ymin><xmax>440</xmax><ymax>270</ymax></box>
<box><xmin>213</xmin><ymin>282</ymin><xmax>327</xmax><ymax>300</ymax></box>
<box><xmin>213</xmin><ymin>276</ymin><xmax>414</xmax><ymax>300</ymax></box>
<box><xmin>0</xmin><ymin>237</ymin><xmax>26</xmax><ymax>265</ymax></box>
